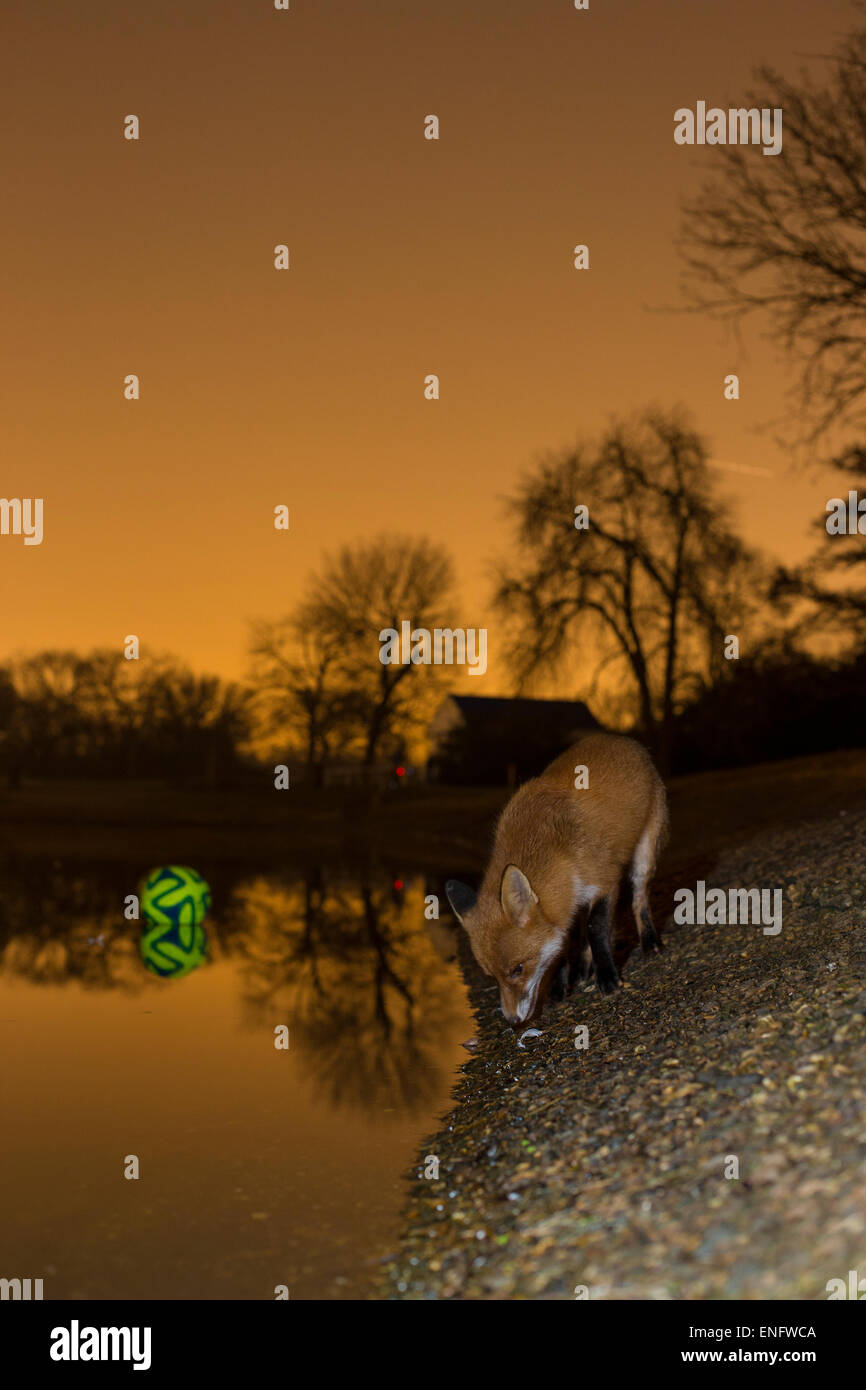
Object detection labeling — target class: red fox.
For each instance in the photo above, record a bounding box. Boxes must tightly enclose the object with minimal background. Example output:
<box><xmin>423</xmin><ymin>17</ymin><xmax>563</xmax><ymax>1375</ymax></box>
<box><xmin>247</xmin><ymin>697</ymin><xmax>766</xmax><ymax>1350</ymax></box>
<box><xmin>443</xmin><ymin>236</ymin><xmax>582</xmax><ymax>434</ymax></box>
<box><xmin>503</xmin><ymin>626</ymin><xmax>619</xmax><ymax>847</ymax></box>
<box><xmin>446</xmin><ymin>733</ymin><xmax>668</xmax><ymax>1030</ymax></box>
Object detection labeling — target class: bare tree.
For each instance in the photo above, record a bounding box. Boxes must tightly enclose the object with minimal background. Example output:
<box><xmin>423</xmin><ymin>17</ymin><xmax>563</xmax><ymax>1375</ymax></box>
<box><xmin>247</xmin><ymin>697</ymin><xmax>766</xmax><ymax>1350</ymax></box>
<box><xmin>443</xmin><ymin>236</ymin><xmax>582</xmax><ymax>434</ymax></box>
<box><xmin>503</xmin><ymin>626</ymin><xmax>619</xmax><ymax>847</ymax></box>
<box><xmin>679</xmin><ymin>18</ymin><xmax>866</xmax><ymax>443</ymax></box>
<box><xmin>149</xmin><ymin>665</ymin><xmax>251</xmax><ymax>788</ymax></box>
<box><xmin>772</xmin><ymin>445</ymin><xmax>866</xmax><ymax>646</ymax></box>
<box><xmin>495</xmin><ymin>408</ymin><xmax>768</xmax><ymax>772</ymax></box>
<box><xmin>299</xmin><ymin>534</ymin><xmax>456</xmax><ymax>767</ymax></box>
<box><xmin>1</xmin><ymin>648</ymin><xmax>249</xmax><ymax>784</ymax></box>
<box><xmin>75</xmin><ymin>651</ymin><xmax>160</xmax><ymax>777</ymax></box>
<box><xmin>247</xmin><ymin>608</ymin><xmax>356</xmax><ymax>784</ymax></box>
<box><xmin>2</xmin><ymin>651</ymin><xmax>88</xmax><ymax>772</ymax></box>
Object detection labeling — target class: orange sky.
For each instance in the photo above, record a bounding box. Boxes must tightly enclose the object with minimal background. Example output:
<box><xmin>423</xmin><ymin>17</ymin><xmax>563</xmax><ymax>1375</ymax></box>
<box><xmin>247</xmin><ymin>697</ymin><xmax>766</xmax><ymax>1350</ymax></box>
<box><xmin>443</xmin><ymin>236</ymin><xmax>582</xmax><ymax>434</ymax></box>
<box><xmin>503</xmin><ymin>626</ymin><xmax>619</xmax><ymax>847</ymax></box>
<box><xmin>1</xmin><ymin>0</ymin><xmax>857</xmax><ymax>690</ymax></box>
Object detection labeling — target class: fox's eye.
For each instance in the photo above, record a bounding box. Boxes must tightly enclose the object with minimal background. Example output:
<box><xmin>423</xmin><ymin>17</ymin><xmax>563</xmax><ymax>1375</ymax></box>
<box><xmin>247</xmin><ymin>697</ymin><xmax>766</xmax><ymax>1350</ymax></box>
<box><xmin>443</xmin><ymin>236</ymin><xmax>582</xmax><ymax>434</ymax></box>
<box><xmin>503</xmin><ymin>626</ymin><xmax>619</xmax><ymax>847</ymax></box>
<box><xmin>510</xmin><ymin>963</ymin><xmax>524</xmax><ymax>979</ymax></box>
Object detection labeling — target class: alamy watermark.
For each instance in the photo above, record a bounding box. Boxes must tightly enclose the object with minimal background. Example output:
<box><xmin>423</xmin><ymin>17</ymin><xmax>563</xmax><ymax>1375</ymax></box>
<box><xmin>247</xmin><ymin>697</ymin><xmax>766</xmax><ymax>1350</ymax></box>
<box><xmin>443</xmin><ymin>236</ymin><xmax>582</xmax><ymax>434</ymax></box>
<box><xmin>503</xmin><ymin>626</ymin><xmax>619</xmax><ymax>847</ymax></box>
<box><xmin>1</xmin><ymin>1276</ymin><xmax>43</xmax><ymax>1299</ymax></box>
<box><xmin>826</xmin><ymin>1269</ymin><xmax>866</xmax><ymax>1299</ymax></box>
<box><xmin>674</xmin><ymin>102</ymin><xmax>783</xmax><ymax>156</ymax></box>
<box><xmin>673</xmin><ymin>880</ymin><xmax>782</xmax><ymax>935</ymax></box>
<box><xmin>50</xmin><ymin>1322</ymin><xmax>151</xmax><ymax>1371</ymax></box>
<box><xmin>379</xmin><ymin>621</ymin><xmax>487</xmax><ymax>676</ymax></box>
<box><xmin>0</xmin><ymin>498</ymin><xmax>43</xmax><ymax>545</ymax></box>
<box><xmin>826</xmin><ymin>490</ymin><xmax>866</xmax><ymax>534</ymax></box>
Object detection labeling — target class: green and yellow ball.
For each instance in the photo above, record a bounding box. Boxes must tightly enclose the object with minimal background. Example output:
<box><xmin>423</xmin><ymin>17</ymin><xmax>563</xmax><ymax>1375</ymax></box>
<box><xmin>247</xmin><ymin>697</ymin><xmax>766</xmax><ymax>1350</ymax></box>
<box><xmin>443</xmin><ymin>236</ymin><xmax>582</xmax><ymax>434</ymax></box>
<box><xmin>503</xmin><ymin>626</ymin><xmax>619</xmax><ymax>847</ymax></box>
<box><xmin>139</xmin><ymin>865</ymin><xmax>211</xmax><ymax>978</ymax></box>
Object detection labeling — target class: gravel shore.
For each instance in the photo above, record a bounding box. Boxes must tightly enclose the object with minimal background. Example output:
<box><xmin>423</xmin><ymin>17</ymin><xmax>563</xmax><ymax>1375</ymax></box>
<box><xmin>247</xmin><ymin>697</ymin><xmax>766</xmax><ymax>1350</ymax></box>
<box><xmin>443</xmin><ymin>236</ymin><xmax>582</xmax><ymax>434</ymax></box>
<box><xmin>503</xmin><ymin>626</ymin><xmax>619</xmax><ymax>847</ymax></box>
<box><xmin>379</xmin><ymin>803</ymin><xmax>866</xmax><ymax>1300</ymax></box>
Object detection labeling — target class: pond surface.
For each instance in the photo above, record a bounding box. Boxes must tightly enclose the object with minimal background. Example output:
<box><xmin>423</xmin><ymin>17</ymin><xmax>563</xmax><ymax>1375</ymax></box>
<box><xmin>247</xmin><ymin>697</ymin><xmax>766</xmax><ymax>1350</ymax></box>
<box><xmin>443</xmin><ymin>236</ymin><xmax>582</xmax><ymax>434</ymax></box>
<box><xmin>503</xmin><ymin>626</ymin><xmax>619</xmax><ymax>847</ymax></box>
<box><xmin>0</xmin><ymin>851</ymin><xmax>474</xmax><ymax>1299</ymax></box>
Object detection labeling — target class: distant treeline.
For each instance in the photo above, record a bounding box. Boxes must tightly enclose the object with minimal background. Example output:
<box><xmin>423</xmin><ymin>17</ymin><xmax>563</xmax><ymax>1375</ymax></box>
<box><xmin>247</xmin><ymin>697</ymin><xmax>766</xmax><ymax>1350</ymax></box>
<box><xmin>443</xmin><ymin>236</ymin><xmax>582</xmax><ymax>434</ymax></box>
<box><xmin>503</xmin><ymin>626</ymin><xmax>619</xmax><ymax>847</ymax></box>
<box><xmin>1</xmin><ymin>640</ymin><xmax>864</xmax><ymax>789</ymax></box>
<box><xmin>1</xmin><ymin>411</ymin><xmax>864</xmax><ymax>789</ymax></box>
<box><xmin>0</xmin><ymin>653</ymin><xmax>251</xmax><ymax>788</ymax></box>
<box><xmin>673</xmin><ymin>649</ymin><xmax>866</xmax><ymax>775</ymax></box>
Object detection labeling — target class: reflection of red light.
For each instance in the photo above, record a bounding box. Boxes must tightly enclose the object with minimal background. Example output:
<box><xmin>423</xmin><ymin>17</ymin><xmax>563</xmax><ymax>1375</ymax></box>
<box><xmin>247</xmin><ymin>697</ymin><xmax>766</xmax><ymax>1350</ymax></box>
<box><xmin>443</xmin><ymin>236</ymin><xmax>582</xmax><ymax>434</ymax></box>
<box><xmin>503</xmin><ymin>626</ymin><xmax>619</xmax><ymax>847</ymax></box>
<box><xmin>396</xmin><ymin>766</ymin><xmax>406</xmax><ymax>777</ymax></box>
<box><xmin>394</xmin><ymin>879</ymin><xmax>404</xmax><ymax>890</ymax></box>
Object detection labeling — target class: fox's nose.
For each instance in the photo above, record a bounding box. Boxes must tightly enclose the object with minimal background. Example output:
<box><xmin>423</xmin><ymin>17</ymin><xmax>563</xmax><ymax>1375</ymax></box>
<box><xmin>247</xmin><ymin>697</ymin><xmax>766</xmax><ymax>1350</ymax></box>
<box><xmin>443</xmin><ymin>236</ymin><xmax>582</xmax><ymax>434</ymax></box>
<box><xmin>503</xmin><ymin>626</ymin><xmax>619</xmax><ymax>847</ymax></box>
<box><xmin>503</xmin><ymin>1013</ymin><xmax>521</xmax><ymax>1030</ymax></box>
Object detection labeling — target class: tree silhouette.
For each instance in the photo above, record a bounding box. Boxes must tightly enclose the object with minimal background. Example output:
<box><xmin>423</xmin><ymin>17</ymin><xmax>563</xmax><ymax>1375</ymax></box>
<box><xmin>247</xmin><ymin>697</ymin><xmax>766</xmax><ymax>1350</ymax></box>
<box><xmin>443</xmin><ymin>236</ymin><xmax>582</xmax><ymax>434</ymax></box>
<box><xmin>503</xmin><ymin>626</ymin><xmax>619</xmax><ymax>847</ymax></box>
<box><xmin>495</xmin><ymin>408</ymin><xmax>768</xmax><ymax>771</ymax></box>
<box><xmin>251</xmin><ymin>534</ymin><xmax>457</xmax><ymax>776</ymax></box>
<box><xmin>247</xmin><ymin>608</ymin><xmax>357</xmax><ymax>785</ymax></box>
<box><xmin>0</xmin><ymin>648</ymin><xmax>250</xmax><ymax>784</ymax></box>
<box><xmin>772</xmin><ymin>445</ymin><xmax>866</xmax><ymax>647</ymax></box>
<box><xmin>679</xmin><ymin>16</ymin><xmax>866</xmax><ymax>443</ymax></box>
<box><xmin>307</xmin><ymin>534</ymin><xmax>456</xmax><ymax>765</ymax></box>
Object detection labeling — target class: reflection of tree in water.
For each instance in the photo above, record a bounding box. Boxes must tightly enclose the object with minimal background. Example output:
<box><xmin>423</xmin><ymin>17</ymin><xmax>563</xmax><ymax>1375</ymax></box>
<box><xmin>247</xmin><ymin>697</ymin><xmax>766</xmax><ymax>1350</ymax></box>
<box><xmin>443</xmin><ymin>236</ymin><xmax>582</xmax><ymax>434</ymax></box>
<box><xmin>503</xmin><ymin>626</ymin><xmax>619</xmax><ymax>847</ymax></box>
<box><xmin>223</xmin><ymin>870</ymin><xmax>465</xmax><ymax>1117</ymax></box>
<box><xmin>0</xmin><ymin>855</ymin><xmax>467</xmax><ymax>1117</ymax></box>
<box><xmin>0</xmin><ymin>860</ymin><xmax>147</xmax><ymax>992</ymax></box>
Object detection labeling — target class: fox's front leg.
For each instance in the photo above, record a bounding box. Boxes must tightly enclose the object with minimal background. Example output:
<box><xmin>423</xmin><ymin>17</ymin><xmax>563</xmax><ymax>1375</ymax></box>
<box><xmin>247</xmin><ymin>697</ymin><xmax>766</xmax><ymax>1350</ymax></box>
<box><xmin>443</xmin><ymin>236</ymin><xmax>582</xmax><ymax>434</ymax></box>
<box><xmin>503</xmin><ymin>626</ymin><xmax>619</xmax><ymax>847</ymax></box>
<box><xmin>550</xmin><ymin>958</ymin><xmax>568</xmax><ymax>1001</ymax></box>
<box><xmin>565</xmin><ymin>912</ymin><xmax>593</xmax><ymax>992</ymax></box>
<box><xmin>587</xmin><ymin>895</ymin><xmax>620</xmax><ymax>995</ymax></box>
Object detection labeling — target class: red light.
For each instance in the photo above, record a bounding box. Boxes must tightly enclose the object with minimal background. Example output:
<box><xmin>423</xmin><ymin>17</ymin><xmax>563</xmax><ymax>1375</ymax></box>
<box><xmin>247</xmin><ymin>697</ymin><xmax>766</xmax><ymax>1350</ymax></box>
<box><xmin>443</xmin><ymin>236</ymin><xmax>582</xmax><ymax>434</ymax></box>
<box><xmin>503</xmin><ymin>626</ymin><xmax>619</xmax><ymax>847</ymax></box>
<box><xmin>393</xmin><ymin>879</ymin><xmax>404</xmax><ymax>890</ymax></box>
<box><xmin>395</xmin><ymin>766</ymin><xmax>406</xmax><ymax>777</ymax></box>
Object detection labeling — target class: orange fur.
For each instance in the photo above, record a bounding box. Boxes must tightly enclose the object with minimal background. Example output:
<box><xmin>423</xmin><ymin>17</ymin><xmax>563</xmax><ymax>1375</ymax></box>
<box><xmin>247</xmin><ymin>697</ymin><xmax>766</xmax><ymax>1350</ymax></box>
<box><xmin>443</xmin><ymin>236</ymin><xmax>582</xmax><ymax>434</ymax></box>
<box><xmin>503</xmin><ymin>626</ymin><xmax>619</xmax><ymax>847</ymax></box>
<box><xmin>446</xmin><ymin>733</ymin><xmax>668</xmax><ymax>1029</ymax></box>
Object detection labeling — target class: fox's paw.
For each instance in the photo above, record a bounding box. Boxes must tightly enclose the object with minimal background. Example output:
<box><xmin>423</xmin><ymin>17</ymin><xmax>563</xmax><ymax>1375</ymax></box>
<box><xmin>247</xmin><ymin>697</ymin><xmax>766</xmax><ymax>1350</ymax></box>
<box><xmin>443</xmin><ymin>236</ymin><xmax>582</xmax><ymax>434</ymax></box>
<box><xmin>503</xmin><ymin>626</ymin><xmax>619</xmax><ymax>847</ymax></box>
<box><xmin>639</xmin><ymin>910</ymin><xmax>663</xmax><ymax>955</ymax></box>
<box><xmin>640</xmin><ymin>932</ymin><xmax>663</xmax><ymax>956</ymax></box>
<box><xmin>596</xmin><ymin>968</ymin><xmax>620</xmax><ymax>995</ymax></box>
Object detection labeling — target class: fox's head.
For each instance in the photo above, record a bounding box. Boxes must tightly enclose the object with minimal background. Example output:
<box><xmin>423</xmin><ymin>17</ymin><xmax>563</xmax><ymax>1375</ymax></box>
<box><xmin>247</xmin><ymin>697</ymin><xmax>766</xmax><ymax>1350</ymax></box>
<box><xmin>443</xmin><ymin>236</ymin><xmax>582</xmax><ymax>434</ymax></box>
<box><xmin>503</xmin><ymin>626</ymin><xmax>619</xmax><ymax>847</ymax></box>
<box><xmin>446</xmin><ymin>866</ymin><xmax>566</xmax><ymax>1030</ymax></box>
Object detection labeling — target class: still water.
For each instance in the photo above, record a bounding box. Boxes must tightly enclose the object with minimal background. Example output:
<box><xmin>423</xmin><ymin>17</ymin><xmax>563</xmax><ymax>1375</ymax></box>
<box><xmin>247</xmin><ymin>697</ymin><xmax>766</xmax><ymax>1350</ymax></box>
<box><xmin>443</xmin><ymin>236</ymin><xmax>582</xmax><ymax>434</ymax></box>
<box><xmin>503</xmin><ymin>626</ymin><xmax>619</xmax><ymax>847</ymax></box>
<box><xmin>0</xmin><ymin>852</ymin><xmax>474</xmax><ymax>1300</ymax></box>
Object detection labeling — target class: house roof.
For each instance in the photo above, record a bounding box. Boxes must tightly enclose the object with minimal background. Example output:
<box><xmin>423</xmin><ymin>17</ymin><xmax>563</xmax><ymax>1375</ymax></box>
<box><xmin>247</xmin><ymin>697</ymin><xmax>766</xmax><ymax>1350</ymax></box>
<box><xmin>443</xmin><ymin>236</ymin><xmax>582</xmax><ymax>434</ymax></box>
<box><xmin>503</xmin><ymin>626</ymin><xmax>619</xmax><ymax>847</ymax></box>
<box><xmin>446</xmin><ymin>694</ymin><xmax>599</xmax><ymax>730</ymax></box>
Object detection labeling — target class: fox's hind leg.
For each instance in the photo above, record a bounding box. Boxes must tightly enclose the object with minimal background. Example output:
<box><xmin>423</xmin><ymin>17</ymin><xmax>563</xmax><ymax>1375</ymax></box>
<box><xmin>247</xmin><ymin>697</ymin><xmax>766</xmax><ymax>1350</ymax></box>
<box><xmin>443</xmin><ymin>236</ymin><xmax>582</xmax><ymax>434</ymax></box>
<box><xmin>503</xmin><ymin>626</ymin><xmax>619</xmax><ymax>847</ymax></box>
<box><xmin>587</xmin><ymin>892</ymin><xmax>620</xmax><ymax>995</ymax></box>
<box><xmin>630</xmin><ymin>784</ymin><xmax>667</xmax><ymax>955</ymax></box>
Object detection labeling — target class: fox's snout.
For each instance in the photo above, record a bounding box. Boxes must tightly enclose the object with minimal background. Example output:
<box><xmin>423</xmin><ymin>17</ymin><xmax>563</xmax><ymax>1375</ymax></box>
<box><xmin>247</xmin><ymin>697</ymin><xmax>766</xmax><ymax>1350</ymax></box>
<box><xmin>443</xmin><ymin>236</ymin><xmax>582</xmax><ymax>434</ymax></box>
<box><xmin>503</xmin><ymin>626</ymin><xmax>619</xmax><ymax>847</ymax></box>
<box><xmin>498</xmin><ymin>988</ymin><xmax>526</xmax><ymax>1029</ymax></box>
<box><xmin>502</xmin><ymin>1002</ymin><xmax>540</xmax><ymax>1030</ymax></box>
<box><xmin>497</xmin><ymin>957</ymin><xmax>559</xmax><ymax>1031</ymax></box>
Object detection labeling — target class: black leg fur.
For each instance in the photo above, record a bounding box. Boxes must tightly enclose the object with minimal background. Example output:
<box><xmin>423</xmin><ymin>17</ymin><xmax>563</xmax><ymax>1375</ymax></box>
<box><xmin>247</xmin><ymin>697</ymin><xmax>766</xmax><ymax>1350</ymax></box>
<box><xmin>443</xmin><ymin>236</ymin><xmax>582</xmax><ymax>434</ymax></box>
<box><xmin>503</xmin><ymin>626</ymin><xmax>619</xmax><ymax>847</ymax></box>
<box><xmin>639</xmin><ymin>905</ymin><xmax>663</xmax><ymax>955</ymax></box>
<box><xmin>587</xmin><ymin>897</ymin><xmax>620</xmax><ymax>995</ymax></box>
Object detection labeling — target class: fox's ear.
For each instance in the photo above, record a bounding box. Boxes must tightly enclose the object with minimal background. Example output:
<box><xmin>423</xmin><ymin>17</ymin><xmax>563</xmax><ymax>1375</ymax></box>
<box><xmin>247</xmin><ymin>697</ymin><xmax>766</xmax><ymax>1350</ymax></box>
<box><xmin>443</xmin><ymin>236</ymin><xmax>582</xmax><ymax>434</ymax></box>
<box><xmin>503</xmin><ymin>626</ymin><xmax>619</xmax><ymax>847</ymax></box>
<box><xmin>500</xmin><ymin>864</ymin><xmax>538</xmax><ymax>928</ymax></box>
<box><xmin>445</xmin><ymin>879</ymin><xmax>477</xmax><ymax>928</ymax></box>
